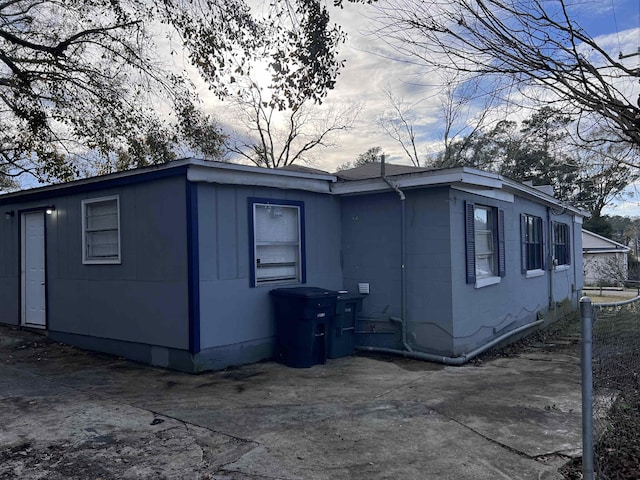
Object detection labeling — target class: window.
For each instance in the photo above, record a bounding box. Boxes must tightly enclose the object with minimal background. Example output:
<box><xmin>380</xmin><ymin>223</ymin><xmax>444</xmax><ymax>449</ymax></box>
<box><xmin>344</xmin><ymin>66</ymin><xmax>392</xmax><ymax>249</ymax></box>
<box><xmin>521</xmin><ymin>214</ymin><xmax>544</xmax><ymax>273</ymax></box>
<box><xmin>250</xmin><ymin>199</ymin><xmax>305</xmax><ymax>286</ymax></box>
<box><xmin>465</xmin><ymin>202</ymin><xmax>505</xmax><ymax>286</ymax></box>
<box><xmin>82</xmin><ymin>196</ymin><xmax>120</xmax><ymax>264</ymax></box>
<box><xmin>553</xmin><ymin>222</ymin><xmax>570</xmax><ymax>267</ymax></box>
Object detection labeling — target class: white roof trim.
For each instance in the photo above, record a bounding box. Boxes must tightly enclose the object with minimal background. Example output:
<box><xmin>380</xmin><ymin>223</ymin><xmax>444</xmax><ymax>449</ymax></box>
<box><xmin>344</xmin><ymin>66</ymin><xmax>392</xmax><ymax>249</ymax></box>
<box><xmin>584</xmin><ymin>248</ymin><xmax>631</xmax><ymax>254</ymax></box>
<box><xmin>186</xmin><ymin>159</ymin><xmax>337</xmax><ymax>182</ymax></box>
<box><xmin>330</xmin><ymin>166</ymin><xmax>585</xmax><ymax>216</ymax></box>
<box><xmin>451</xmin><ymin>185</ymin><xmax>514</xmax><ymax>203</ymax></box>
<box><xmin>187</xmin><ymin>163</ymin><xmax>333</xmax><ymax>193</ymax></box>
<box><xmin>330</xmin><ymin>168</ymin><xmax>502</xmax><ymax>195</ymax></box>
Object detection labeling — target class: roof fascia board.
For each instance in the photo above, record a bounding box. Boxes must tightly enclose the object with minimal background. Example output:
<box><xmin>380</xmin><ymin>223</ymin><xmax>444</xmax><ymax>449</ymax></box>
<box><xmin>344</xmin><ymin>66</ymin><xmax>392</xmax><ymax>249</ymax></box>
<box><xmin>187</xmin><ymin>159</ymin><xmax>336</xmax><ymax>182</ymax></box>
<box><xmin>330</xmin><ymin>170</ymin><xmax>502</xmax><ymax>195</ymax></box>
<box><xmin>451</xmin><ymin>185</ymin><xmax>514</xmax><ymax>203</ymax></box>
<box><xmin>583</xmin><ymin>229</ymin><xmax>630</xmax><ymax>249</ymax></box>
<box><xmin>0</xmin><ymin>163</ymin><xmax>189</xmax><ymax>205</ymax></box>
<box><xmin>187</xmin><ymin>164</ymin><xmax>332</xmax><ymax>193</ymax></box>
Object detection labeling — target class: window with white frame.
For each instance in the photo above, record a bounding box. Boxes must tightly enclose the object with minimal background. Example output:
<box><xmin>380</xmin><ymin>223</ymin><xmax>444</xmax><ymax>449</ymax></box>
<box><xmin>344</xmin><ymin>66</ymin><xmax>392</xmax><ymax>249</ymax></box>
<box><xmin>474</xmin><ymin>206</ymin><xmax>497</xmax><ymax>279</ymax></box>
<box><xmin>521</xmin><ymin>214</ymin><xmax>544</xmax><ymax>272</ymax></box>
<box><xmin>553</xmin><ymin>222</ymin><xmax>570</xmax><ymax>266</ymax></box>
<box><xmin>465</xmin><ymin>202</ymin><xmax>505</xmax><ymax>286</ymax></box>
<box><xmin>251</xmin><ymin>200</ymin><xmax>304</xmax><ymax>286</ymax></box>
<box><xmin>82</xmin><ymin>196</ymin><xmax>120</xmax><ymax>264</ymax></box>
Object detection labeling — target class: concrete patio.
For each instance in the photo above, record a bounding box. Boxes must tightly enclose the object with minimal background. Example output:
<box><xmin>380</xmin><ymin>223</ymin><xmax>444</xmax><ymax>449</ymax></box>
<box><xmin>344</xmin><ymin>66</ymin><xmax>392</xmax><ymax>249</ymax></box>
<box><xmin>0</xmin><ymin>323</ymin><xmax>582</xmax><ymax>479</ymax></box>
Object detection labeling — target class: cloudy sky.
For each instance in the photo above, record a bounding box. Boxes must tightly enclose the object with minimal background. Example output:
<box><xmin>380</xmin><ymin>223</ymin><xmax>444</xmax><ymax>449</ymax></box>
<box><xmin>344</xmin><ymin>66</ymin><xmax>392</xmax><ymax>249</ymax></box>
<box><xmin>199</xmin><ymin>0</ymin><xmax>640</xmax><ymax>212</ymax></box>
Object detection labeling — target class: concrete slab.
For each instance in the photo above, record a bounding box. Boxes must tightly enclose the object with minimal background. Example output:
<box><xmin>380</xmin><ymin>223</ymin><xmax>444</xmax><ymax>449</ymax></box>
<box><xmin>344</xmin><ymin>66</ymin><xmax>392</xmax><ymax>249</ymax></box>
<box><xmin>0</xmin><ymin>324</ymin><xmax>581</xmax><ymax>479</ymax></box>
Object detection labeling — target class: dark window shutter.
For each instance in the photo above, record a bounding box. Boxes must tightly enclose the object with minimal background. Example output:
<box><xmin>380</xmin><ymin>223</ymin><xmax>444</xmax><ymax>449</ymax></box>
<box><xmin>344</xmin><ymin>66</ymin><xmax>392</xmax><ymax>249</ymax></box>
<box><xmin>541</xmin><ymin>217</ymin><xmax>547</xmax><ymax>270</ymax></box>
<box><xmin>498</xmin><ymin>209</ymin><xmax>506</xmax><ymax>277</ymax></box>
<box><xmin>465</xmin><ymin>201</ymin><xmax>476</xmax><ymax>284</ymax></box>
<box><xmin>520</xmin><ymin>214</ymin><xmax>527</xmax><ymax>273</ymax></box>
<box><xmin>567</xmin><ymin>226</ymin><xmax>571</xmax><ymax>265</ymax></box>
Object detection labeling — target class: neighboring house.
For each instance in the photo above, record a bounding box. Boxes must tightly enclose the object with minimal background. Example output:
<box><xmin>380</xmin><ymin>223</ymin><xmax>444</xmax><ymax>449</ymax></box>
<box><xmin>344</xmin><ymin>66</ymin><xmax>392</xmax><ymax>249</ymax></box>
<box><xmin>582</xmin><ymin>229</ymin><xmax>630</xmax><ymax>286</ymax></box>
<box><xmin>0</xmin><ymin>159</ymin><xmax>586</xmax><ymax>372</ymax></box>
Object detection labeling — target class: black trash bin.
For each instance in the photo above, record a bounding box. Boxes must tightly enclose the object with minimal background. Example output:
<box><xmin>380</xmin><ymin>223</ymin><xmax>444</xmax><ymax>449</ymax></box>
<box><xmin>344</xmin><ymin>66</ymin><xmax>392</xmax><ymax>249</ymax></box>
<box><xmin>328</xmin><ymin>293</ymin><xmax>364</xmax><ymax>359</ymax></box>
<box><xmin>270</xmin><ymin>287</ymin><xmax>339</xmax><ymax>368</ymax></box>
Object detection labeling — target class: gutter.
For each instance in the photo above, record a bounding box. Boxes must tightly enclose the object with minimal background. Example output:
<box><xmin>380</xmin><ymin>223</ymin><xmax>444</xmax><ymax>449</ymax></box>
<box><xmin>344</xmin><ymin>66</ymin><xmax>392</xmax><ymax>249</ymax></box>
<box><xmin>356</xmin><ymin>319</ymin><xmax>544</xmax><ymax>365</ymax></box>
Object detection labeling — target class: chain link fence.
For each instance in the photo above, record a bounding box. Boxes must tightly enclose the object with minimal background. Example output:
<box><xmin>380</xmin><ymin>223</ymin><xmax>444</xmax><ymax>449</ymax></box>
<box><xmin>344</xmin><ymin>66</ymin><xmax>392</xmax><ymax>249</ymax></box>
<box><xmin>581</xmin><ymin>296</ymin><xmax>640</xmax><ymax>480</ymax></box>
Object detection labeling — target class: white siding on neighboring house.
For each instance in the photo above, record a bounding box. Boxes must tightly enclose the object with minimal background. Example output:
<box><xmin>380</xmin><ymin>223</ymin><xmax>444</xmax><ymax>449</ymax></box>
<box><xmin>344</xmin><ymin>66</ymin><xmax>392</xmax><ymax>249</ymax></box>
<box><xmin>582</xmin><ymin>229</ymin><xmax>631</xmax><ymax>286</ymax></box>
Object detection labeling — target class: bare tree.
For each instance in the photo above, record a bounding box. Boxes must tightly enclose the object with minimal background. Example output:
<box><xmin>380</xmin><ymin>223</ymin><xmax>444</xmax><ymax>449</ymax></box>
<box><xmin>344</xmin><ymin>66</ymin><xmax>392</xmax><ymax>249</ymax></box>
<box><xmin>225</xmin><ymin>82</ymin><xmax>360</xmax><ymax>168</ymax></box>
<box><xmin>378</xmin><ymin>89</ymin><xmax>422</xmax><ymax>166</ymax></box>
<box><xmin>431</xmin><ymin>72</ymin><xmax>498</xmax><ymax>167</ymax></box>
<box><xmin>370</xmin><ymin>0</ymin><xmax>640</xmax><ymax>149</ymax></box>
<box><xmin>586</xmin><ymin>254</ymin><xmax>629</xmax><ymax>290</ymax></box>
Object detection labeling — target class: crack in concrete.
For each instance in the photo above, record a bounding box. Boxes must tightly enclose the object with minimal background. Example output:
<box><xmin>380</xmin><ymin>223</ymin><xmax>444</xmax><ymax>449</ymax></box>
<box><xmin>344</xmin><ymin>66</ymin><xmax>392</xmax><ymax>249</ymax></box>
<box><xmin>372</xmin><ymin>371</ymin><xmax>437</xmax><ymax>399</ymax></box>
<box><xmin>439</xmin><ymin>409</ymin><xmax>579</xmax><ymax>466</ymax></box>
<box><xmin>4</xmin><ymin>360</ymin><xmax>261</xmax><ymax>455</ymax></box>
<box><xmin>432</xmin><ymin>408</ymin><xmax>535</xmax><ymax>460</ymax></box>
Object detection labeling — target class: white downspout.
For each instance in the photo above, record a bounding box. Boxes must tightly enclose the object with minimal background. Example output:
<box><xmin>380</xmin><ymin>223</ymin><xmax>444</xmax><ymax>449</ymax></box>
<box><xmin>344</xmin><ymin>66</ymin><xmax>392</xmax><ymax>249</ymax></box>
<box><xmin>380</xmin><ymin>157</ymin><xmax>411</xmax><ymax>352</ymax></box>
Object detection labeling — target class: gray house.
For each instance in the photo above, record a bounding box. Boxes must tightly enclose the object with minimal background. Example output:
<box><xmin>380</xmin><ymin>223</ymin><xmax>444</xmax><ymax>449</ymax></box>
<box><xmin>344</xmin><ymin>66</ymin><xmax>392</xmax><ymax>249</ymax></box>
<box><xmin>0</xmin><ymin>159</ymin><xmax>585</xmax><ymax>372</ymax></box>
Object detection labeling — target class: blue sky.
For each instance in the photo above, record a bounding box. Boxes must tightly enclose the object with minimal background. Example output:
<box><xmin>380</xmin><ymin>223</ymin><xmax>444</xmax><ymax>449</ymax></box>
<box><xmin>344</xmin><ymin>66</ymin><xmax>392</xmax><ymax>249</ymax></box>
<box><xmin>573</xmin><ymin>0</ymin><xmax>639</xmax><ymax>38</ymax></box>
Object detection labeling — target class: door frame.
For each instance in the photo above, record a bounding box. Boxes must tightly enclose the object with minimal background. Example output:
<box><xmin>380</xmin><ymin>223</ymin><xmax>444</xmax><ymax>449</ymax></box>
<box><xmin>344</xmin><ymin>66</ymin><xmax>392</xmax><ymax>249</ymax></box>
<box><xmin>20</xmin><ymin>209</ymin><xmax>48</xmax><ymax>329</ymax></box>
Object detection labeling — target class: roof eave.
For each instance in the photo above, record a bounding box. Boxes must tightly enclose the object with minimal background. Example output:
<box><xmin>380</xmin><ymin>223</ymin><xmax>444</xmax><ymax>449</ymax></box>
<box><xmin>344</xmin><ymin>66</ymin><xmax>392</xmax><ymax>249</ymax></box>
<box><xmin>186</xmin><ymin>162</ymin><xmax>335</xmax><ymax>193</ymax></box>
<box><xmin>330</xmin><ymin>167</ymin><xmax>503</xmax><ymax>195</ymax></box>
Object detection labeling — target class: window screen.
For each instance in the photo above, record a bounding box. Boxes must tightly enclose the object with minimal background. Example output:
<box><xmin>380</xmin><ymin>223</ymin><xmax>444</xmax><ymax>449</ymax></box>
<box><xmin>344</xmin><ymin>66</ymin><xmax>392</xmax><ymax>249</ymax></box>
<box><xmin>252</xmin><ymin>202</ymin><xmax>302</xmax><ymax>285</ymax></box>
<box><xmin>82</xmin><ymin>196</ymin><xmax>120</xmax><ymax>264</ymax></box>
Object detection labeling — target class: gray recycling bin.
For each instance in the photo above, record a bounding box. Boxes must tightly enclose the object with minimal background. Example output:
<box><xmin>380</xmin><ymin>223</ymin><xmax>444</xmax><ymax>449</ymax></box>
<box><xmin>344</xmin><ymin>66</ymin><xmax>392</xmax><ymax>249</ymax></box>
<box><xmin>328</xmin><ymin>293</ymin><xmax>364</xmax><ymax>359</ymax></box>
<box><xmin>270</xmin><ymin>287</ymin><xmax>339</xmax><ymax>368</ymax></box>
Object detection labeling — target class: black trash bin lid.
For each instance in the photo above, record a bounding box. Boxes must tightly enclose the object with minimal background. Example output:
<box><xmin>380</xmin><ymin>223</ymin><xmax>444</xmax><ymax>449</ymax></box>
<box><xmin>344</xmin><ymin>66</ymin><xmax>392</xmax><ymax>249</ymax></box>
<box><xmin>270</xmin><ymin>287</ymin><xmax>339</xmax><ymax>298</ymax></box>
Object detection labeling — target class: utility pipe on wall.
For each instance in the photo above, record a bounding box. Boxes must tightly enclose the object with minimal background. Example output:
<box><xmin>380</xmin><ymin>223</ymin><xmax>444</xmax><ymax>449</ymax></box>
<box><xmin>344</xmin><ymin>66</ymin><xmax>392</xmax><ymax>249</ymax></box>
<box><xmin>375</xmin><ymin>159</ymin><xmax>545</xmax><ymax>364</ymax></box>
<box><xmin>380</xmin><ymin>157</ymin><xmax>410</xmax><ymax>351</ymax></box>
<box><xmin>356</xmin><ymin>319</ymin><xmax>545</xmax><ymax>365</ymax></box>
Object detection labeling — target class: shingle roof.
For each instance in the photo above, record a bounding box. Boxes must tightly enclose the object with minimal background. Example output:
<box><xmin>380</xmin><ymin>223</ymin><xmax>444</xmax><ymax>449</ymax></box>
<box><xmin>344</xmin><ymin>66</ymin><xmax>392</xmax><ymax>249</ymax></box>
<box><xmin>277</xmin><ymin>164</ymin><xmax>332</xmax><ymax>175</ymax></box>
<box><xmin>333</xmin><ymin>163</ymin><xmax>432</xmax><ymax>181</ymax></box>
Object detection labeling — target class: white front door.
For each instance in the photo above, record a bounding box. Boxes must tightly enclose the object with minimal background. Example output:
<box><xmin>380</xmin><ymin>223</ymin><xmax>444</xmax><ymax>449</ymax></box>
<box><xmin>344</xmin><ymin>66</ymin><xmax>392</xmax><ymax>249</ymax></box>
<box><xmin>21</xmin><ymin>211</ymin><xmax>46</xmax><ymax>327</ymax></box>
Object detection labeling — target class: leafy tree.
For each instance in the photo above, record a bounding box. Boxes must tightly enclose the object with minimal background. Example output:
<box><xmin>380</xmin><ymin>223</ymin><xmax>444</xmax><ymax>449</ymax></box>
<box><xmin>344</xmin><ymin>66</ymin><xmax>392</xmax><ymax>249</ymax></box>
<box><xmin>1</xmin><ymin>0</ymin><xmax>356</xmax><ymax>185</ymax></box>
<box><xmin>370</xmin><ymin>0</ymin><xmax>640</xmax><ymax>149</ymax></box>
<box><xmin>432</xmin><ymin>107</ymin><xmax>580</xmax><ymax>200</ymax></box>
<box><xmin>432</xmin><ymin>107</ymin><xmax>638</xmax><ymax>218</ymax></box>
<box><xmin>570</xmin><ymin>130</ymin><xmax>639</xmax><ymax>218</ymax></box>
<box><xmin>583</xmin><ymin>215</ymin><xmax>614</xmax><ymax>239</ymax></box>
<box><xmin>432</xmin><ymin>119</ymin><xmax>520</xmax><ymax>171</ymax></box>
<box><xmin>337</xmin><ymin>146</ymin><xmax>386</xmax><ymax>171</ymax></box>
<box><xmin>499</xmin><ymin>107</ymin><xmax>577</xmax><ymax>198</ymax></box>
